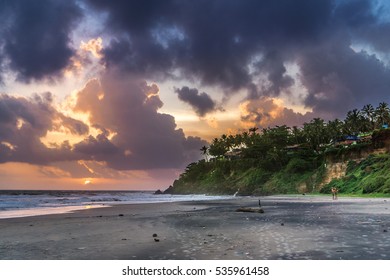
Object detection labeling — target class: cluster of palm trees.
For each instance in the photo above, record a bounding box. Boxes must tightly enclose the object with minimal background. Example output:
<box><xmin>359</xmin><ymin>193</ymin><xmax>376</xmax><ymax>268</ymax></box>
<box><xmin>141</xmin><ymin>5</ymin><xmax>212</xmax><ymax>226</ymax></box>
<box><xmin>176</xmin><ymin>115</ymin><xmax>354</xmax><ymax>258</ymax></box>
<box><xmin>201</xmin><ymin>102</ymin><xmax>390</xmax><ymax>159</ymax></box>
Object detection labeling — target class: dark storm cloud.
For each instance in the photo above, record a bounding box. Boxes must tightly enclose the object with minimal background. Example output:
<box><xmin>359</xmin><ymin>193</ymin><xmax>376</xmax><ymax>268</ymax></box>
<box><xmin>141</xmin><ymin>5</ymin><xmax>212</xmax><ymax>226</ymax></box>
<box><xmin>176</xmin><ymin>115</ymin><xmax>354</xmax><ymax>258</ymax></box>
<box><xmin>298</xmin><ymin>36</ymin><xmax>390</xmax><ymax>118</ymax></box>
<box><xmin>85</xmin><ymin>0</ymin><xmax>390</xmax><ymax>119</ymax></box>
<box><xmin>0</xmin><ymin>0</ymin><xmax>389</xmax><ymax>116</ymax></box>
<box><xmin>0</xmin><ymin>0</ymin><xmax>82</xmax><ymax>82</ymax></box>
<box><xmin>86</xmin><ymin>0</ymin><xmax>332</xmax><ymax>91</ymax></box>
<box><xmin>0</xmin><ymin>0</ymin><xmax>389</xmax><ymax>118</ymax></box>
<box><xmin>0</xmin><ymin>93</ymin><xmax>82</xmax><ymax>164</ymax></box>
<box><xmin>175</xmin><ymin>86</ymin><xmax>218</xmax><ymax>117</ymax></box>
<box><xmin>254</xmin><ymin>51</ymin><xmax>295</xmax><ymax>97</ymax></box>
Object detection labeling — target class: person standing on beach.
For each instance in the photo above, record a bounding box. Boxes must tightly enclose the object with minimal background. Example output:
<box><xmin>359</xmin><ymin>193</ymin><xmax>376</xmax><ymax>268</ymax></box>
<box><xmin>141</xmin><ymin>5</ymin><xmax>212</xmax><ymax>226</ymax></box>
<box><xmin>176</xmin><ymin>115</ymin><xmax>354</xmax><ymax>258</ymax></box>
<box><xmin>331</xmin><ymin>187</ymin><xmax>338</xmax><ymax>200</ymax></box>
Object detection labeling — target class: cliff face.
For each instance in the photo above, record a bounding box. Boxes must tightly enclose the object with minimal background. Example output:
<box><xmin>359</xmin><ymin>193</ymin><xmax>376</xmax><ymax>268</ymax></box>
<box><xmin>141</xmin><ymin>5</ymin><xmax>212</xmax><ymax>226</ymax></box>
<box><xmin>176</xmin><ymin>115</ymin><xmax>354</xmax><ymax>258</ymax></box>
<box><xmin>318</xmin><ymin>131</ymin><xmax>390</xmax><ymax>190</ymax></box>
<box><xmin>320</xmin><ymin>147</ymin><xmax>388</xmax><ymax>190</ymax></box>
<box><xmin>321</xmin><ymin>161</ymin><xmax>348</xmax><ymax>187</ymax></box>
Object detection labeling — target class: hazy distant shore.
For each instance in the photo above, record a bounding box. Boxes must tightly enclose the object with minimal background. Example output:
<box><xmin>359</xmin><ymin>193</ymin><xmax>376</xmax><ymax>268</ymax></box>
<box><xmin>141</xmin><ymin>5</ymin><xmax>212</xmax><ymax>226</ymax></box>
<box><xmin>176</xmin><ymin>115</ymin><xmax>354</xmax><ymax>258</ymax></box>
<box><xmin>1</xmin><ymin>195</ymin><xmax>389</xmax><ymax>260</ymax></box>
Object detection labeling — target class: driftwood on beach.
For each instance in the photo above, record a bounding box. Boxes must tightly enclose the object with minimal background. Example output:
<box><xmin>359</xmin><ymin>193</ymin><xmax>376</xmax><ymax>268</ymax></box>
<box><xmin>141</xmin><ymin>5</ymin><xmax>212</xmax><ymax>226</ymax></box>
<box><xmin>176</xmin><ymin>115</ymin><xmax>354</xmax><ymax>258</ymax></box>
<box><xmin>236</xmin><ymin>207</ymin><xmax>264</xmax><ymax>213</ymax></box>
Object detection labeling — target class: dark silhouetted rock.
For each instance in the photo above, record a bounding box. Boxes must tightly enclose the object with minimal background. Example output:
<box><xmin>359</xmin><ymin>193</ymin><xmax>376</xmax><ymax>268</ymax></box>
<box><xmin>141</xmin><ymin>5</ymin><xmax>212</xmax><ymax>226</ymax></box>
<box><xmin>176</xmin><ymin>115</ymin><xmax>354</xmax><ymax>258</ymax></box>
<box><xmin>163</xmin><ymin>185</ymin><xmax>174</xmax><ymax>194</ymax></box>
<box><xmin>154</xmin><ymin>189</ymin><xmax>163</xmax><ymax>195</ymax></box>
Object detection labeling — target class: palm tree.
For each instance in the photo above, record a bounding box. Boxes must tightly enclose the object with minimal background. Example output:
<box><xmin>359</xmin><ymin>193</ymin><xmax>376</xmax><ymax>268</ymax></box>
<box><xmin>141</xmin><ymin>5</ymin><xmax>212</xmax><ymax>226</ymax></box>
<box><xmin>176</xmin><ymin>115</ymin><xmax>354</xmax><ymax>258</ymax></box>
<box><xmin>303</xmin><ymin>118</ymin><xmax>326</xmax><ymax>151</ymax></box>
<box><xmin>344</xmin><ymin>109</ymin><xmax>362</xmax><ymax>135</ymax></box>
<box><xmin>326</xmin><ymin>119</ymin><xmax>343</xmax><ymax>142</ymax></box>
<box><xmin>209</xmin><ymin>138</ymin><xmax>227</xmax><ymax>158</ymax></box>
<box><xmin>362</xmin><ymin>104</ymin><xmax>375</xmax><ymax>131</ymax></box>
<box><xmin>200</xmin><ymin>145</ymin><xmax>209</xmax><ymax>161</ymax></box>
<box><xmin>248</xmin><ymin>127</ymin><xmax>258</xmax><ymax>135</ymax></box>
<box><xmin>227</xmin><ymin>135</ymin><xmax>235</xmax><ymax>150</ymax></box>
<box><xmin>290</xmin><ymin>126</ymin><xmax>304</xmax><ymax>144</ymax></box>
<box><xmin>241</xmin><ymin>131</ymin><xmax>251</xmax><ymax>147</ymax></box>
<box><xmin>234</xmin><ymin>133</ymin><xmax>243</xmax><ymax>148</ymax></box>
<box><xmin>375</xmin><ymin>102</ymin><xmax>390</xmax><ymax>128</ymax></box>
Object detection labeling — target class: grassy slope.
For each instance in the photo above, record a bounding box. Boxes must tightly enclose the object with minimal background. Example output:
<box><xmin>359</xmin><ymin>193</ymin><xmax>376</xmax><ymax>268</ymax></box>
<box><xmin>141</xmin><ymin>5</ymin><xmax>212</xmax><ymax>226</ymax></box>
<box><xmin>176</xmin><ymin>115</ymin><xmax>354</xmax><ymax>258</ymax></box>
<box><xmin>170</xmin><ymin>157</ymin><xmax>324</xmax><ymax>195</ymax></box>
<box><xmin>321</xmin><ymin>153</ymin><xmax>390</xmax><ymax>195</ymax></box>
<box><xmin>170</xmin><ymin>151</ymin><xmax>390</xmax><ymax>196</ymax></box>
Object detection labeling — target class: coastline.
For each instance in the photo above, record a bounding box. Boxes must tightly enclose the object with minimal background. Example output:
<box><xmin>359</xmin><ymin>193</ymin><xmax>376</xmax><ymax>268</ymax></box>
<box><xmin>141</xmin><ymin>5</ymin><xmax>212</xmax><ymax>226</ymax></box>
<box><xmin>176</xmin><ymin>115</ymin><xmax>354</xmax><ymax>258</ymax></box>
<box><xmin>1</xmin><ymin>195</ymin><xmax>389</xmax><ymax>260</ymax></box>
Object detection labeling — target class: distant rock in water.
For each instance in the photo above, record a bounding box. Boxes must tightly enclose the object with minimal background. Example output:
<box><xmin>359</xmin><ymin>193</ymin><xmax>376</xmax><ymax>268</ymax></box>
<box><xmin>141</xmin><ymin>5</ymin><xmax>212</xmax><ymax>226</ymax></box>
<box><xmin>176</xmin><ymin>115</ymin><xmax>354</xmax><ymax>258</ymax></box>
<box><xmin>154</xmin><ymin>189</ymin><xmax>163</xmax><ymax>195</ymax></box>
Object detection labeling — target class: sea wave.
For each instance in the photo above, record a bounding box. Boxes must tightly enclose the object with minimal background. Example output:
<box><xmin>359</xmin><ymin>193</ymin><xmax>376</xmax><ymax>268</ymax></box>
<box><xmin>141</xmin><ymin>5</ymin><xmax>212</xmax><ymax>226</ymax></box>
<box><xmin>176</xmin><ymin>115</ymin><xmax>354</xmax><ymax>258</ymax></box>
<box><xmin>0</xmin><ymin>190</ymin><xmax>233</xmax><ymax>218</ymax></box>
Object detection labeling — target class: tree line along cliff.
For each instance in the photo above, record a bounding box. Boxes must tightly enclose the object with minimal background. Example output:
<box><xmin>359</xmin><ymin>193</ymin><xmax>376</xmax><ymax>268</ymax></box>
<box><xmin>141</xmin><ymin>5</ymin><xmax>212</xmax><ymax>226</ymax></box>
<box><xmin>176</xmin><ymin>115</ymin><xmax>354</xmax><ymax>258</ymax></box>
<box><xmin>164</xmin><ymin>103</ymin><xmax>390</xmax><ymax>196</ymax></box>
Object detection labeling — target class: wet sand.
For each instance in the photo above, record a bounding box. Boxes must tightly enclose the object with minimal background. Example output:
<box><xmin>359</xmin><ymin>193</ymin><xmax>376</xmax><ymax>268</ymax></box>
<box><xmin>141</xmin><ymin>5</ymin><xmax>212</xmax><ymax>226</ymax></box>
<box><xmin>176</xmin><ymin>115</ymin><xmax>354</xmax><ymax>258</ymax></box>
<box><xmin>0</xmin><ymin>195</ymin><xmax>389</xmax><ymax>260</ymax></box>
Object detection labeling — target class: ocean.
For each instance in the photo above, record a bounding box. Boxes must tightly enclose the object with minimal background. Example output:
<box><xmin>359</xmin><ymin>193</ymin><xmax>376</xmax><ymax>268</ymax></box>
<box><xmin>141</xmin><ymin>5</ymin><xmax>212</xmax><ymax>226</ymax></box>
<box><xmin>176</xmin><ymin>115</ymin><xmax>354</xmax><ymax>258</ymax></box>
<box><xmin>0</xmin><ymin>190</ymin><xmax>232</xmax><ymax>219</ymax></box>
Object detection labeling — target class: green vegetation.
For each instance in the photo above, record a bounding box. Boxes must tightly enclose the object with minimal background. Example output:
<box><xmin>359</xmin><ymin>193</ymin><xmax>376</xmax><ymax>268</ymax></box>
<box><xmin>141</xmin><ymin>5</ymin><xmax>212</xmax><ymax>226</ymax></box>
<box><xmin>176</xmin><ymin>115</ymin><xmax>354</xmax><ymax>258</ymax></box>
<box><xmin>167</xmin><ymin>103</ymin><xmax>390</xmax><ymax>196</ymax></box>
<box><xmin>321</xmin><ymin>154</ymin><xmax>390</xmax><ymax>195</ymax></box>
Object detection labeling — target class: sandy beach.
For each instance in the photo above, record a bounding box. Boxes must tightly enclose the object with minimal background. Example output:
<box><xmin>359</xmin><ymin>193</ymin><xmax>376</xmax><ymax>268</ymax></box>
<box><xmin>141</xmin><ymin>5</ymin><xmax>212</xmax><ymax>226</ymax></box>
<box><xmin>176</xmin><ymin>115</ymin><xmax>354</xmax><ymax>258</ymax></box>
<box><xmin>0</xmin><ymin>195</ymin><xmax>389</xmax><ymax>260</ymax></box>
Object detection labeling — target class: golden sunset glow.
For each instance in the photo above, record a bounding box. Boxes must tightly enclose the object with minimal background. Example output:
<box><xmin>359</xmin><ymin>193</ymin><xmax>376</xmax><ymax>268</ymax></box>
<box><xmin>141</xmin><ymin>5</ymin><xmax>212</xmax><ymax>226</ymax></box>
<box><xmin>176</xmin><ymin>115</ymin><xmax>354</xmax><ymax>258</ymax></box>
<box><xmin>84</xmin><ymin>179</ymin><xmax>92</xmax><ymax>185</ymax></box>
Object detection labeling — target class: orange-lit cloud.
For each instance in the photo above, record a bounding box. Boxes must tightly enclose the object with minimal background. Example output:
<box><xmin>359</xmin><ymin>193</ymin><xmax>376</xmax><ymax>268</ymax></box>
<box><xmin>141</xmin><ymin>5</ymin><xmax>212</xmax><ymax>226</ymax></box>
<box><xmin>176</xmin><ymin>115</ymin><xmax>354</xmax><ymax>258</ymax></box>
<box><xmin>78</xmin><ymin>160</ymin><xmax>96</xmax><ymax>175</ymax></box>
<box><xmin>206</xmin><ymin>117</ymin><xmax>219</xmax><ymax>129</ymax></box>
<box><xmin>64</xmin><ymin>37</ymin><xmax>104</xmax><ymax>78</ymax></box>
<box><xmin>240</xmin><ymin>97</ymin><xmax>313</xmax><ymax>129</ymax></box>
<box><xmin>38</xmin><ymin>165</ymin><xmax>72</xmax><ymax>178</ymax></box>
<box><xmin>80</xmin><ymin>37</ymin><xmax>103</xmax><ymax>59</ymax></box>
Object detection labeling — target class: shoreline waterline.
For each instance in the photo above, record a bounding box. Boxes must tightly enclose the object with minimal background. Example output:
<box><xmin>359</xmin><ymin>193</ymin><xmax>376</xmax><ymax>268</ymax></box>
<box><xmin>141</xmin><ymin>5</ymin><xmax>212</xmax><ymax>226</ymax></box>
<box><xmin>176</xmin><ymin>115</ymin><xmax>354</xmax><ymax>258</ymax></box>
<box><xmin>0</xmin><ymin>190</ymin><xmax>235</xmax><ymax>219</ymax></box>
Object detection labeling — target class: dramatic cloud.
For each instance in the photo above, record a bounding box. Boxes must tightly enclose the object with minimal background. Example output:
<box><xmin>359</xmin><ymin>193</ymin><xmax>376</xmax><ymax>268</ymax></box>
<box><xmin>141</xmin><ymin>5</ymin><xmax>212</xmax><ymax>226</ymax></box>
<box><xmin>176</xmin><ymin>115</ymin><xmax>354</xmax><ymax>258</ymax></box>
<box><xmin>1</xmin><ymin>0</ymin><xmax>390</xmax><ymax>119</ymax></box>
<box><xmin>0</xmin><ymin>0</ymin><xmax>82</xmax><ymax>82</ymax></box>
<box><xmin>175</xmin><ymin>86</ymin><xmax>218</xmax><ymax>117</ymax></box>
<box><xmin>86</xmin><ymin>0</ymin><xmax>331</xmax><ymax>91</ymax></box>
<box><xmin>72</xmin><ymin>69</ymin><xmax>207</xmax><ymax>170</ymax></box>
<box><xmin>0</xmin><ymin>73</ymin><xmax>207</xmax><ymax>170</ymax></box>
<box><xmin>299</xmin><ymin>40</ymin><xmax>390</xmax><ymax>118</ymax></box>
<box><xmin>240</xmin><ymin>97</ymin><xmax>313</xmax><ymax>128</ymax></box>
<box><xmin>83</xmin><ymin>0</ymin><xmax>390</xmax><ymax>119</ymax></box>
<box><xmin>0</xmin><ymin>92</ymin><xmax>81</xmax><ymax>164</ymax></box>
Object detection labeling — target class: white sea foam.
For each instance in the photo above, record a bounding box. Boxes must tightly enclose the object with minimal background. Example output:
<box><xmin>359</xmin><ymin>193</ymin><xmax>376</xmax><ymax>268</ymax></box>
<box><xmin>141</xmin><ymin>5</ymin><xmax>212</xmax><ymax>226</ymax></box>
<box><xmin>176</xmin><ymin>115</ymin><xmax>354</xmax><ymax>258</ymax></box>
<box><xmin>0</xmin><ymin>191</ymin><xmax>232</xmax><ymax>219</ymax></box>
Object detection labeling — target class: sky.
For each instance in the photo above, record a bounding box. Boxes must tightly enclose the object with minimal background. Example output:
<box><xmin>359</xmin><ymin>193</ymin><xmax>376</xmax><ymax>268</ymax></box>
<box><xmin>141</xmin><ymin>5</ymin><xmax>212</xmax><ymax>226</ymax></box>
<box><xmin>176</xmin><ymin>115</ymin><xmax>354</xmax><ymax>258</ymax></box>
<box><xmin>1</xmin><ymin>0</ymin><xmax>390</xmax><ymax>190</ymax></box>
